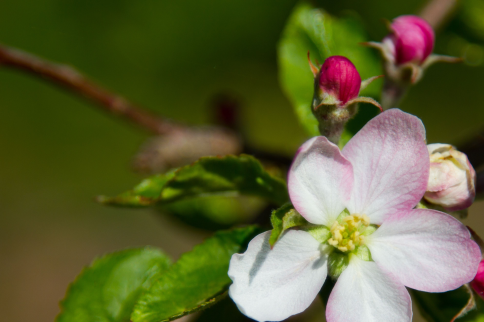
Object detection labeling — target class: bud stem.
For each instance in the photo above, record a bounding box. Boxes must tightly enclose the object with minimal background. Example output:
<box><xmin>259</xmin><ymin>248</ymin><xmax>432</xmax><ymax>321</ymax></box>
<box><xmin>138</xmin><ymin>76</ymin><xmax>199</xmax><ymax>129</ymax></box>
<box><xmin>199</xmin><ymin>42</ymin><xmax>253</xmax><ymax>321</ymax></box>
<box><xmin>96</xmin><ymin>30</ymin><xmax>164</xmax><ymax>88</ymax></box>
<box><xmin>381</xmin><ymin>79</ymin><xmax>407</xmax><ymax>110</ymax></box>
<box><xmin>313</xmin><ymin>103</ymin><xmax>357</xmax><ymax>145</ymax></box>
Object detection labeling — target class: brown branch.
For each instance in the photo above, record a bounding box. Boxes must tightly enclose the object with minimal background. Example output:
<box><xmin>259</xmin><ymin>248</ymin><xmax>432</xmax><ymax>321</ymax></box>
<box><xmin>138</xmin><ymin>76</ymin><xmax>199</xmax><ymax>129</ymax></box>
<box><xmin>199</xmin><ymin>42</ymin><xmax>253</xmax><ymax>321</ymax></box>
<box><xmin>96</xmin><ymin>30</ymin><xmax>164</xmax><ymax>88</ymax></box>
<box><xmin>419</xmin><ymin>0</ymin><xmax>459</xmax><ymax>30</ymax></box>
<box><xmin>0</xmin><ymin>43</ymin><xmax>294</xmax><ymax>170</ymax></box>
<box><xmin>0</xmin><ymin>44</ymin><xmax>182</xmax><ymax>135</ymax></box>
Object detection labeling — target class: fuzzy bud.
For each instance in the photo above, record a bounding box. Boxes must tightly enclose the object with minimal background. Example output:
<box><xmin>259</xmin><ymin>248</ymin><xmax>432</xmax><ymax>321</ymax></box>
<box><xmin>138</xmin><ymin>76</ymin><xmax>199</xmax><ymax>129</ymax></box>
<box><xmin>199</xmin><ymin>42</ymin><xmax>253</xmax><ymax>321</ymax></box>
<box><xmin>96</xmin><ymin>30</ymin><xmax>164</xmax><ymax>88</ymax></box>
<box><xmin>364</xmin><ymin>15</ymin><xmax>458</xmax><ymax>109</ymax></box>
<box><xmin>424</xmin><ymin>144</ymin><xmax>476</xmax><ymax>211</ymax></box>
<box><xmin>471</xmin><ymin>259</ymin><xmax>484</xmax><ymax>300</ymax></box>
<box><xmin>386</xmin><ymin>15</ymin><xmax>435</xmax><ymax>65</ymax></box>
<box><xmin>319</xmin><ymin>56</ymin><xmax>361</xmax><ymax>106</ymax></box>
<box><xmin>309</xmin><ymin>54</ymin><xmax>381</xmax><ymax>144</ymax></box>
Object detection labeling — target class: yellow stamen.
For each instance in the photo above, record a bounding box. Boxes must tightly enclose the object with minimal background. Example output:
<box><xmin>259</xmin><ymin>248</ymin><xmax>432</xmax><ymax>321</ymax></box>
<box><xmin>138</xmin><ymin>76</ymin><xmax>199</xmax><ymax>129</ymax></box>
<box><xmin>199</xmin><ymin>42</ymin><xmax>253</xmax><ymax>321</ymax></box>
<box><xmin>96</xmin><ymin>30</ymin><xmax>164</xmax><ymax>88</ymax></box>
<box><xmin>328</xmin><ymin>214</ymin><xmax>370</xmax><ymax>252</ymax></box>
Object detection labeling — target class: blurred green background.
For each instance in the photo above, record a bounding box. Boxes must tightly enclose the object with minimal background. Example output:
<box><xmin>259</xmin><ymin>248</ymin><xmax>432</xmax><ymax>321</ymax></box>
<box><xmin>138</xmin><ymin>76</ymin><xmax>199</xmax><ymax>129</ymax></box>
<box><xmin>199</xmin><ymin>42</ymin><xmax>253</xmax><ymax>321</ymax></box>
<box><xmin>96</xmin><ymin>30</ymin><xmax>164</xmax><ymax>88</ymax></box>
<box><xmin>0</xmin><ymin>0</ymin><xmax>483</xmax><ymax>321</ymax></box>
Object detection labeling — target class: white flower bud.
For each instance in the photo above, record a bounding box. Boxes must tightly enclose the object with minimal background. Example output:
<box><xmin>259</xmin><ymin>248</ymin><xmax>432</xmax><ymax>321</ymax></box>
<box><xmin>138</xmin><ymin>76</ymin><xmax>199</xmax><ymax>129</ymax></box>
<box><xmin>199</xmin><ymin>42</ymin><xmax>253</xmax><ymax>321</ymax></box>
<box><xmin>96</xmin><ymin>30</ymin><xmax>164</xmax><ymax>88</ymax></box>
<box><xmin>424</xmin><ymin>144</ymin><xmax>476</xmax><ymax>211</ymax></box>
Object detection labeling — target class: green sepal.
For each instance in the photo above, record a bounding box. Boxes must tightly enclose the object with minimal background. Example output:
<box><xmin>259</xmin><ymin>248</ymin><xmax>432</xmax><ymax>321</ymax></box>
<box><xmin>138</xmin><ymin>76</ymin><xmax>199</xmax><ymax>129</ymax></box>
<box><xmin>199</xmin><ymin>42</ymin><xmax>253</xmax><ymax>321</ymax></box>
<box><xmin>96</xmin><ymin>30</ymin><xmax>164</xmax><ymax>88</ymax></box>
<box><xmin>354</xmin><ymin>245</ymin><xmax>372</xmax><ymax>261</ymax></box>
<box><xmin>269</xmin><ymin>203</ymin><xmax>308</xmax><ymax>247</ymax></box>
<box><xmin>362</xmin><ymin>224</ymin><xmax>378</xmax><ymax>236</ymax></box>
<box><xmin>335</xmin><ymin>208</ymin><xmax>351</xmax><ymax>222</ymax></box>
<box><xmin>56</xmin><ymin>247</ymin><xmax>172</xmax><ymax>322</ymax></box>
<box><xmin>328</xmin><ymin>251</ymin><xmax>349</xmax><ymax>278</ymax></box>
<box><xmin>131</xmin><ymin>226</ymin><xmax>262</xmax><ymax>322</ymax></box>
<box><xmin>99</xmin><ymin>154</ymin><xmax>289</xmax><ymax>208</ymax></box>
<box><xmin>304</xmin><ymin>225</ymin><xmax>331</xmax><ymax>244</ymax></box>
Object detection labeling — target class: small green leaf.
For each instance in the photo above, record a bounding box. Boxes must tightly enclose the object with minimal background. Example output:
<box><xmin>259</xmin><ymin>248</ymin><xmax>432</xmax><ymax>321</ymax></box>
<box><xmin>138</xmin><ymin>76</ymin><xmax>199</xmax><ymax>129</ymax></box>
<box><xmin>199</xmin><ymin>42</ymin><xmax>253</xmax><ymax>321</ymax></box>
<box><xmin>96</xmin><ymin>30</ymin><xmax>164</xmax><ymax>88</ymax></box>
<box><xmin>411</xmin><ymin>286</ymin><xmax>479</xmax><ymax>322</ymax></box>
<box><xmin>278</xmin><ymin>2</ymin><xmax>381</xmax><ymax>136</ymax></box>
<box><xmin>99</xmin><ymin>155</ymin><xmax>289</xmax><ymax>208</ymax></box>
<box><xmin>56</xmin><ymin>247</ymin><xmax>172</xmax><ymax>322</ymax></box>
<box><xmin>269</xmin><ymin>203</ymin><xmax>308</xmax><ymax>247</ymax></box>
<box><xmin>131</xmin><ymin>226</ymin><xmax>262</xmax><ymax>322</ymax></box>
<box><xmin>455</xmin><ymin>289</ymin><xmax>484</xmax><ymax>321</ymax></box>
<box><xmin>97</xmin><ymin>171</ymin><xmax>176</xmax><ymax>206</ymax></box>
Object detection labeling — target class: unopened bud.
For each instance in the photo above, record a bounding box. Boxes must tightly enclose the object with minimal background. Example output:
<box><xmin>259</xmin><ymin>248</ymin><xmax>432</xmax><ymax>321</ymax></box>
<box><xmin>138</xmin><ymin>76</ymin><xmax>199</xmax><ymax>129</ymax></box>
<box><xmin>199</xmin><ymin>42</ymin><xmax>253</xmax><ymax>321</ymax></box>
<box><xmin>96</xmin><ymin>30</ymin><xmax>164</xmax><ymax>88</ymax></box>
<box><xmin>364</xmin><ymin>15</ymin><xmax>460</xmax><ymax>109</ymax></box>
<box><xmin>309</xmin><ymin>55</ymin><xmax>381</xmax><ymax>144</ymax></box>
<box><xmin>424</xmin><ymin>144</ymin><xmax>476</xmax><ymax>211</ymax></box>
<box><xmin>319</xmin><ymin>56</ymin><xmax>361</xmax><ymax>106</ymax></box>
<box><xmin>471</xmin><ymin>259</ymin><xmax>484</xmax><ymax>300</ymax></box>
<box><xmin>386</xmin><ymin>15</ymin><xmax>434</xmax><ymax>65</ymax></box>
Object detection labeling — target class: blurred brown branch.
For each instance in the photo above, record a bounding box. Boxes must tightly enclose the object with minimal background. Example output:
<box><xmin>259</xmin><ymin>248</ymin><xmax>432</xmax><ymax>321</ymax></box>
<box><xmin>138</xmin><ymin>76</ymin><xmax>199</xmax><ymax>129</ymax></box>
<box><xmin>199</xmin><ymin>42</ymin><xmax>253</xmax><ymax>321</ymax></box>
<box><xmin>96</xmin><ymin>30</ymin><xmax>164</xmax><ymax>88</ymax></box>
<box><xmin>419</xmin><ymin>0</ymin><xmax>459</xmax><ymax>30</ymax></box>
<box><xmin>0</xmin><ymin>44</ymin><xmax>182</xmax><ymax>135</ymax></box>
<box><xmin>0</xmin><ymin>43</ymin><xmax>293</xmax><ymax>170</ymax></box>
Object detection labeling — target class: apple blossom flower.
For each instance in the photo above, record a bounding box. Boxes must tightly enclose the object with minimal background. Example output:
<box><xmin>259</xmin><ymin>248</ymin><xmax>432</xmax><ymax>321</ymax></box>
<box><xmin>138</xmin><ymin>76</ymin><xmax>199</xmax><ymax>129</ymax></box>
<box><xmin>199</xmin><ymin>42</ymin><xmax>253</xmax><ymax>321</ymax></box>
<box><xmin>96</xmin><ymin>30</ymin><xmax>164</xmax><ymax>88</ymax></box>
<box><xmin>228</xmin><ymin>109</ymin><xmax>481</xmax><ymax>322</ymax></box>
<box><xmin>309</xmin><ymin>55</ymin><xmax>382</xmax><ymax>144</ymax></box>
<box><xmin>471</xmin><ymin>260</ymin><xmax>484</xmax><ymax>300</ymax></box>
<box><xmin>424</xmin><ymin>144</ymin><xmax>476</xmax><ymax>211</ymax></box>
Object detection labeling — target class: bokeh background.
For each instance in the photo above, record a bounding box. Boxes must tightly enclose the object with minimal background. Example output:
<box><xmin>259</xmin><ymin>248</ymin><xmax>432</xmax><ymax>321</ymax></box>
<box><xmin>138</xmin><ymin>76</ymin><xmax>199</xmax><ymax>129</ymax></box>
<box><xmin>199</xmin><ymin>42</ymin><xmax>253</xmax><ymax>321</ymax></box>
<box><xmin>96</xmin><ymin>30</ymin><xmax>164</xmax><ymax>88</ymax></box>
<box><xmin>0</xmin><ymin>0</ymin><xmax>483</xmax><ymax>321</ymax></box>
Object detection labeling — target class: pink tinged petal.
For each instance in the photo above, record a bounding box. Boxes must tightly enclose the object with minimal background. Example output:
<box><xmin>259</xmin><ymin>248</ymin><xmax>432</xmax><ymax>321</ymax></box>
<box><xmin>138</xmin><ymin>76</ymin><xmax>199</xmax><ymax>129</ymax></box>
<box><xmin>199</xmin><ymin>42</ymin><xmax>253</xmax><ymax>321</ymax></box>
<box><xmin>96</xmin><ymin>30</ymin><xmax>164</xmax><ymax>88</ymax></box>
<box><xmin>425</xmin><ymin>144</ymin><xmax>476</xmax><ymax>211</ymax></box>
<box><xmin>368</xmin><ymin>209</ymin><xmax>481</xmax><ymax>292</ymax></box>
<box><xmin>326</xmin><ymin>257</ymin><xmax>412</xmax><ymax>322</ymax></box>
<box><xmin>342</xmin><ymin>109</ymin><xmax>429</xmax><ymax>224</ymax></box>
<box><xmin>228</xmin><ymin>230</ymin><xmax>327</xmax><ymax>322</ymax></box>
<box><xmin>427</xmin><ymin>143</ymin><xmax>452</xmax><ymax>154</ymax></box>
<box><xmin>425</xmin><ymin>179</ymin><xmax>474</xmax><ymax>211</ymax></box>
<box><xmin>426</xmin><ymin>161</ymin><xmax>463</xmax><ymax>192</ymax></box>
<box><xmin>288</xmin><ymin>136</ymin><xmax>354</xmax><ymax>226</ymax></box>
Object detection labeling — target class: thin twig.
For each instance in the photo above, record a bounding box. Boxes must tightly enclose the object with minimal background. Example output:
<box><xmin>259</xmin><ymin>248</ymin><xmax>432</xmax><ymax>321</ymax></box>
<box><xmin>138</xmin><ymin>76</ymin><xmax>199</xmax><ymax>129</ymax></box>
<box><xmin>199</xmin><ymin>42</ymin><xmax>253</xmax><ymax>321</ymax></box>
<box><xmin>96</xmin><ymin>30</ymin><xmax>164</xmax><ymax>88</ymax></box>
<box><xmin>419</xmin><ymin>0</ymin><xmax>459</xmax><ymax>30</ymax></box>
<box><xmin>0</xmin><ymin>44</ymin><xmax>181</xmax><ymax>135</ymax></box>
<box><xmin>0</xmin><ymin>43</ymin><xmax>294</xmax><ymax>169</ymax></box>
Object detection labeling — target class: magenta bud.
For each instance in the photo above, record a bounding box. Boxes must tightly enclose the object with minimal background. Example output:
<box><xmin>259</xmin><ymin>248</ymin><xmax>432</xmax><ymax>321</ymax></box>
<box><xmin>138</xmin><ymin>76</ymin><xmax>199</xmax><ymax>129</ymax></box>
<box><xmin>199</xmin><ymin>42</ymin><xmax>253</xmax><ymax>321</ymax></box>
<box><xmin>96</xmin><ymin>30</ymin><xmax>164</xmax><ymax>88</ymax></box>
<box><xmin>319</xmin><ymin>56</ymin><xmax>361</xmax><ymax>106</ymax></box>
<box><xmin>386</xmin><ymin>15</ymin><xmax>435</xmax><ymax>65</ymax></box>
<box><xmin>471</xmin><ymin>260</ymin><xmax>484</xmax><ymax>300</ymax></box>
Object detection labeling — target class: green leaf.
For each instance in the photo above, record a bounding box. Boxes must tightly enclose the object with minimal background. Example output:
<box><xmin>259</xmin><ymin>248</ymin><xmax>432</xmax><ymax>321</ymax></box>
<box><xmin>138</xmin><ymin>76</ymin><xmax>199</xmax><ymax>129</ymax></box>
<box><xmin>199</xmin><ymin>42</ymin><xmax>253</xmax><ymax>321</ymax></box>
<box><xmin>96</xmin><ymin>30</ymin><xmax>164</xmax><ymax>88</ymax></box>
<box><xmin>411</xmin><ymin>286</ymin><xmax>483</xmax><ymax>322</ymax></box>
<box><xmin>97</xmin><ymin>171</ymin><xmax>176</xmax><ymax>206</ymax></box>
<box><xmin>456</xmin><ymin>290</ymin><xmax>484</xmax><ymax>321</ymax></box>
<box><xmin>56</xmin><ymin>247</ymin><xmax>172</xmax><ymax>322</ymax></box>
<box><xmin>131</xmin><ymin>226</ymin><xmax>262</xmax><ymax>322</ymax></box>
<box><xmin>278</xmin><ymin>2</ymin><xmax>381</xmax><ymax>136</ymax></box>
<box><xmin>99</xmin><ymin>155</ymin><xmax>289</xmax><ymax>207</ymax></box>
<box><xmin>160</xmin><ymin>195</ymin><xmax>265</xmax><ymax>230</ymax></box>
<box><xmin>269</xmin><ymin>203</ymin><xmax>308</xmax><ymax>247</ymax></box>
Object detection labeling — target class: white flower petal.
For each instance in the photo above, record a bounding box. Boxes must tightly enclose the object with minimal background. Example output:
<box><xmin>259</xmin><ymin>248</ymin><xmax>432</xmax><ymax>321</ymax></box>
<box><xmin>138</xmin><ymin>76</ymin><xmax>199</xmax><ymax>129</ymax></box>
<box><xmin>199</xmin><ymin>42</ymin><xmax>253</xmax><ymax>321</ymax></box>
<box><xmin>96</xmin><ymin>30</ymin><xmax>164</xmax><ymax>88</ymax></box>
<box><xmin>326</xmin><ymin>257</ymin><xmax>412</xmax><ymax>322</ymax></box>
<box><xmin>228</xmin><ymin>230</ymin><xmax>327</xmax><ymax>322</ymax></box>
<box><xmin>367</xmin><ymin>209</ymin><xmax>481</xmax><ymax>292</ymax></box>
<box><xmin>342</xmin><ymin>109</ymin><xmax>429</xmax><ymax>224</ymax></box>
<box><xmin>288</xmin><ymin>136</ymin><xmax>354</xmax><ymax>226</ymax></box>
<box><xmin>427</xmin><ymin>143</ymin><xmax>452</xmax><ymax>154</ymax></box>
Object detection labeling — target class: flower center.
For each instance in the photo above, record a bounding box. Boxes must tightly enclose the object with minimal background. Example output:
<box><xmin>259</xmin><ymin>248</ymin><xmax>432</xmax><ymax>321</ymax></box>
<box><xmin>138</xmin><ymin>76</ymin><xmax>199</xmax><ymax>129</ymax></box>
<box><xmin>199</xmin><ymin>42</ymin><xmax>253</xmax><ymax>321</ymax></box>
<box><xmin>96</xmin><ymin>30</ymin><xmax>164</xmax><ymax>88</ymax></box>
<box><xmin>327</xmin><ymin>214</ymin><xmax>370</xmax><ymax>252</ymax></box>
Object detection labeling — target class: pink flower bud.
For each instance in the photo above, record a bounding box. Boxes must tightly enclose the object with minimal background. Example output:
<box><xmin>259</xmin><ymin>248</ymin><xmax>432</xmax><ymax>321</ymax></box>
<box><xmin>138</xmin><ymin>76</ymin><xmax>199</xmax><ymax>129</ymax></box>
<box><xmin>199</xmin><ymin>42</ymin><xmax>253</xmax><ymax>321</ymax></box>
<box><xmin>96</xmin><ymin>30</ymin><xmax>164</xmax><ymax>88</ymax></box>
<box><xmin>319</xmin><ymin>56</ymin><xmax>361</xmax><ymax>106</ymax></box>
<box><xmin>385</xmin><ymin>15</ymin><xmax>435</xmax><ymax>65</ymax></box>
<box><xmin>424</xmin><ymin>144</ymin><xmax>476</xmax><ymax>211</ymax></box>
<box><xmin>471</xmin><ymin>260</ymin><xmax>484</xmax><ymax>300</ymax></box>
